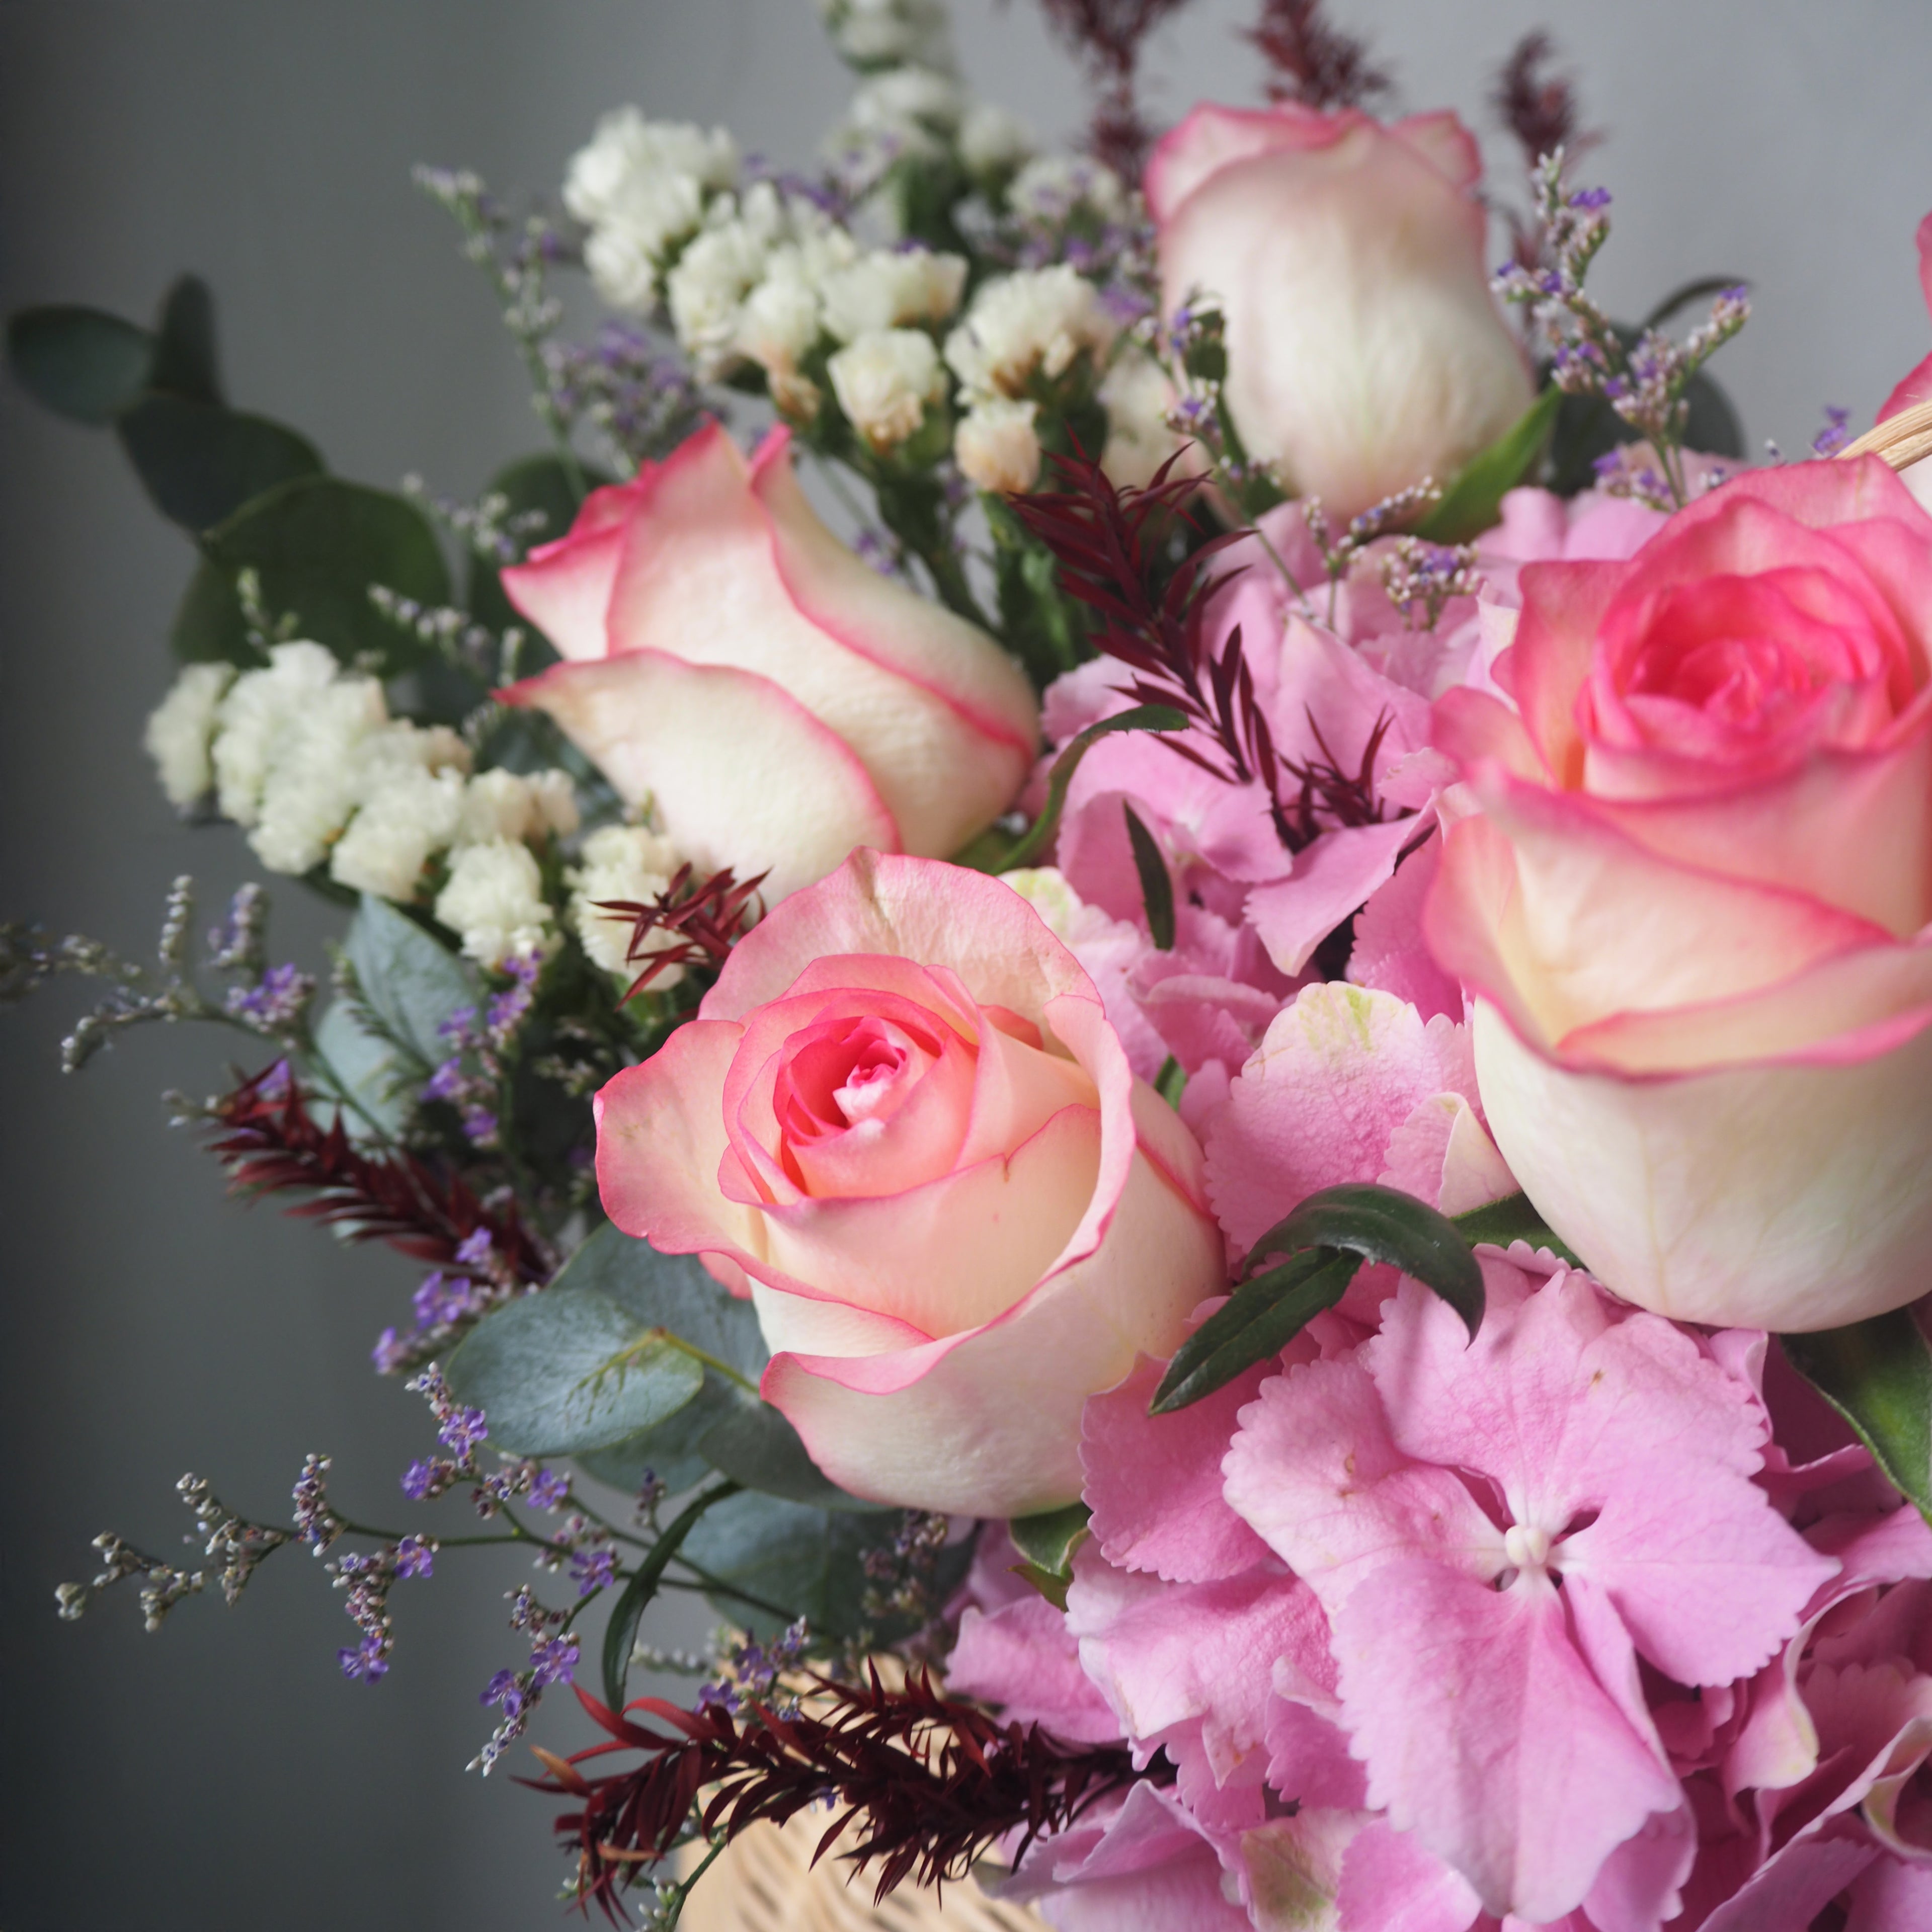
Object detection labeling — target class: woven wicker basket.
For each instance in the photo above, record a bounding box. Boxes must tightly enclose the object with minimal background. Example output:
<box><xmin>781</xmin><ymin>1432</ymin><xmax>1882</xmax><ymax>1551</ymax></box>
<box><xmin>1840</xmin><ymin>394</ymin><xmax>1932</xmax><ymax>471</ymax></box>
<box><xmin>677</xmin><ymin>1815</ymin><xmax>1048</xmax><ymax>1932</ymax></box>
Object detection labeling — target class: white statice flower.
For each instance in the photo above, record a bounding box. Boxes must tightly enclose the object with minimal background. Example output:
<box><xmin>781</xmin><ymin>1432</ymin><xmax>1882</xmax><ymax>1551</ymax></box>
<box><xmin>210</xmin><ymin>641</ymin><xmax>345</xmax><ymax>827</ymax></box>
<box><xmin>454</xmin><ymin>767</ymin><xmax>581</xmax><ymax>848</ymax></box>
<box><xmin>1100</xmin><ymin>346</ymin><xmax>1196</xmax><ymax>489</ymax></box>
<box><xmin>329</xmin><ymin>766</ymin><xmax>467</xmax><ymax>901</ymax></box>
<box><xmin>248</xmin><ymin>675</ymin><xmax>391</xmax><ymax>876</ymax></box>
<box><xmin>566</xmin><ymin>109</ymin><xmax>738</xmax><ymax>311</ymax></box>
<box><xmin>143</xmin><ymin>662</ymin><xmax>234</xmax><ymax>808</ymax></box>
<box><xmin>1007</xmin><ymin>153</ymin><xmax>1129</xmax><ymax>226</ymax></box>
<box><xmin>666</xmin><ymin>183</ymin><xmax>821</xmax><ymax>378</ymax></box>
<box><xmin>819</xmin><ymin>0</ymin><xmax>955</xmax><ymax>71</ymax></box>
<box><xmin>945</xmin><ymin>265</ymin><xmax>1116</xmax><ymax>401</ymax></box>
<box><xmin>568</xmin><ymin>823</ymin><xmax>686</xmax><ymax>985</ymax></box>
<box><xmin>959</xmin><ymin>102</ymin><xmax>1034</xmax><ymax>176</ymax></box>
<box><xmin>434</xmin><ymin>839</ymin><xmax>555</xmax><ymax>971</ymax></box>
<box><xmin>848</xmin><ymin>64</ymin><xmax>964</xmax><ymax>139</ymax></box>
<box><xmin>736</xmin><ymin>265</ymin><xmax>828</xmax><ymax>417</ymax></box>
<box><xmin>828</xmin><ymin>328</ymin><xmax>946</xmax><ymax>453</ymax></box>
<box><xmin>818</xmin><ymin>247</ymin><xmax>966</xmax><ymax>342</ymax></box>
<box><xmin>954</xmin><ymin>397</ymin><xmax>1042</xmax><ymax>494</ymax></box>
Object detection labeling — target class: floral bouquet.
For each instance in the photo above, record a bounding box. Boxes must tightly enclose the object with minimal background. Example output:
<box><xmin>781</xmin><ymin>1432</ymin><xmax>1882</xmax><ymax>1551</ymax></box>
<box><xmin>12</xmin><ymin>2</ymin><xmax>1932</xmax><ymax>1927</ymax></box>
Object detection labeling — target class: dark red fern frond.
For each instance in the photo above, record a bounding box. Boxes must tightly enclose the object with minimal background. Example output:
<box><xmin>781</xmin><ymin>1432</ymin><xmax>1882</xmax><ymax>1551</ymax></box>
<box><xmin>205</xmin><ymin>1062</ymin><xmax>550</xmax><ymax>1282</ymax></box>
<box><xmin>527</xmin><ymin>1669</ymin><xmax>1161</xmax><ymax>1920</ymax></box>
<box><xmin>1491</xmin><ymin>34</ymin><xmax>1601</xmax><ymax>268</ymax></box>
<box><xmin>597</xmin><ymin>863</ymin><xmax>767</xmax><ymax>1004</ymax></box>
<box><xmin>1037</xmin><ymin>0</ymin><xmax>1196</xmax><ymax>179</ymax></box>
<box><xmin>1246</xmin><ymin>0</ymin><xmax>1390</xmax><ymax>109</ymax></box>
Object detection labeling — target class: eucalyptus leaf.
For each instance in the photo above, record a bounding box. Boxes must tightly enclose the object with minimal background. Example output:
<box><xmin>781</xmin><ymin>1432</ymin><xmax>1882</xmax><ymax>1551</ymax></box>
<box><xmin>1150</xmin><ymin>1248</ymin><xmax>1360</xmax><ymax>1415</ymax></box>
<box><xmin>148</xmin><ymin>275</ymin><xmax>222</xmax><ymax>403</ymax></box>
<box><xmin>7</xmin><ymin>304</ymin><xmax>153</xmax><ymax>424</ymax></box>
<box><xmin>168</xmin><ymin>556</ymin><xmax>255</xmax><ymax>666</ymax></box>
<box><xmin>1246</xmin><ymin>1182</ymin><xmax>1484</xmax><ymax>1340</ymax></box>
<box><xmin>117</xmin><ymin>393</ymin><xmax>322</xmax><ymax>532</ymax></box>
<box><xmin>311</xmin><ymin>997</ymin><xmax>412</xmax><ymax>1139</ymax></box>
<box><xmin>1008</xmin><ymin>1501</ymin><xmax>1090</xmax><ymax>1577</ymax></box>
<box><xmin>342</xmin><ymin>895</ymin><xmax>476</xmax><ymax>1072</ymax></box>
<box><xmin>202</xmin><ymin>475</ymin><xmax>450</xmax><ymax>674</ymax></box>
<box><xmin>1452</xmin><ymin>1192</ymin><xmax>1582</xmax><ymax>1267</ymax></box>
<box><xmin>1782</xmin><ymin>1313</ymin><xmax>1932</xmax><ymax>1524</ymax></box>
<box><xmin>1414</xmin><ymin>386</ymin><xmax>1562</xmax><ymax>544</ymax></box>
<box><xmin>443</xmin><ymin>1285</ymin><xmax>704</xmax><ymax>1456</ymax></box>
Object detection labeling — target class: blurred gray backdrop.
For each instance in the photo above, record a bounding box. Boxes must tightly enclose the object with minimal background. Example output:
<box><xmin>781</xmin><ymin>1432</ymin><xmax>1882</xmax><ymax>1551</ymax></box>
<box><xmin>3</xmin><ymin>3</ymin><xmax>1929</xmax><ymax>1927</ymax></box>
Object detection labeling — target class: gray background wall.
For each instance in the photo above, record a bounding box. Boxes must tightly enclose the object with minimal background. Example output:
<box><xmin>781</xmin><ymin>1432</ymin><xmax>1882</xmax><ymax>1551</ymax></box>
<box><xmin>3</xmin><ymin>4</ymin><xmax>1928</xmax><ymax>1927</ymax></box>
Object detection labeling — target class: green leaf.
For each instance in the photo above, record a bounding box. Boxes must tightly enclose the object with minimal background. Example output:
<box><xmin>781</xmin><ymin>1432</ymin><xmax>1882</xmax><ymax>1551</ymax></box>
<box><xmin>342</xmin><ymin>895</ymin><xmax>476</xmax><ymax>1071</ymax></box>
<box><xmin>202</xmin><ymin>475</ymin><xmax>451</xmax><ymax>674</ymax></box>
<box><xmin>168</xmin><ymin>557</ymin><xmax>255</xmax><ymax>666</ymax></box>
<box><xmin>1781</xmin><ymin>1313</ymin><xmax>1932</xmax><ymax>1524</ymax></box>
<box><xmin>1008</xmin><ymin>1501</ymin><xmax>1090</xmax><ymax>1577</ymax></box>
<box><xmin>444</xmin><ymin>1286</ymin><xmax>705</xmax><ymax>1456</ymax></box>
<box><xmin>148</xmin><ymin>275</ymin><xmax>222</xmax><ymax>403</ymax></box>
<box><xmin>993</xmin><ymin>704</ymin><xmax>1189</xmax><ymax>873</ymax></box>
<box><xmin>1452</xmin><ymin>1192</ymin><xmax>1582</xmax><ymax>1268</ymax></box>
<box><xmin>1151</xmin><ymin>1249</ymin><xmax>1360</xmax><ymax>1414</ymax></box>
<box><xmin>6</xmin><ymin>304</ymin><xmax>154</xmax><ymax>424</ymax></box>
<box><xmin>1642</xmin><ymin>275</ymin><xmax>1749</xmax><ymax>332</ymax></box>
<box><xmin>602</xmin><ymin>1479</ymin><xmax>739</xmax><ymax>1711</ymax></box>
<box><xmin>117</xmin><ymin>393</ymin><xmax>323</xmax><ymax>532</ymax></box>
<box><xmin>1414</xmin><ymin>386</ymin><xmax>1563</xmax><ymax>543</ymax></box>
<box><xmin>1122</xmin><ymin>801</ymin><xmax>1175</xmax><ymax>949</ymax></box>
<box><xmin>1682</xmin><ymin>368</ymin><xmax>1745</xmax><ymax>459</ymax></box>
<box><xmin>682</xmin><ymin>1494</ymin><xmax>972</xmax><ymax>1641</ymax></box>
<box><xmin>311</xmin><ymin>997</ymin><xmax>413</xmax><ymax>1139</ymax></box>
<box><xmin>1246</xmin><ymin>1183</ymin><xmax>1485</xmax><ymax>1341</ymax></box>
<box><xmin>1154</xmin><ymin>1055</ymin><xmax>1186</xmax><ymax>1110</ymax></box>
<box><xmin>534</xmin><ymin>1224</ymin><xmax>881</xmax><ymax>1511</ymax></box>
<box><xmin>466</xmin><ymin>454</ymin><xmax>595</xmax><ymax>642</ymax></box>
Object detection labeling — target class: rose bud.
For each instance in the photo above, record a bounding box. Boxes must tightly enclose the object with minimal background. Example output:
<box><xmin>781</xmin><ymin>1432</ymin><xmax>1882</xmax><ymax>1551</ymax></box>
<box><xmin>593</xmin><ymin>850</ymin><xmax>1226</xmax><ymax>1518</ymax></box>
<box><xmin>1147</xmin><ymin>103</ymin><xmax>1534</xmax><ymax>522</ymax></box>
<box><xmin>1426</xmin><ymin>459</ymin><xmax>1932</xmax><ymax>1330</ymax></box>
<box><xmin>499</xmin><ymin>423</ymin><xmax>1038</xmax><ymax>901</ymax></box>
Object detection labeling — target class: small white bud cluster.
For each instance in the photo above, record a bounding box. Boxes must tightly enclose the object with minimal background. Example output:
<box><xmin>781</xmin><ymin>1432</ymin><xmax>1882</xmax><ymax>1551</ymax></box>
<box><xmin>142</xmin><ymin>646</ymin><xmax>580</xmax><ymax>964</ymax></box>
<box><xmin>818</xmin><ymin>0</ymin><xmax>954</xmax><ymax>72</ymax></box>
<box><xmin>944</xmin><ymin>265</ymin><xmax>1116</xmax><ymax>403</ymax></box>
<box><xmin>565</xmin><ymin>110</ymin><xmax>740</xmax><ymax>314</ymax></box>
<box><xmin>829</xmin><ymin>328</ymin><xmax>947</xmax><ymax>454</ymax></box>
<box><xmin>568</xmin><ymin>823</ymin><xmax>686</xmax><ymax>987</ymax></box>
<box><xmin>1006</xmin><ymin>154</ymin><xmax>1129</xmax><ymax>228</ymax></box>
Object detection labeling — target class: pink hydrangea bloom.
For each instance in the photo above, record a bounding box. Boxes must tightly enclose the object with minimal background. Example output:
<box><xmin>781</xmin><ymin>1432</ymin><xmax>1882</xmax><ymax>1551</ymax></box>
<box><xmin>1224</xmin><ymin>1261</ymin><xmax>1841</xmax><ymax>1922</ymax></box>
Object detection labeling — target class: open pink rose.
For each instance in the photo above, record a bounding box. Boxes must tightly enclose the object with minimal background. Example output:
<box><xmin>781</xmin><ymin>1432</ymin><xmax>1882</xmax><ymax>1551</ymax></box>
<box><xmin>1427</xmin><ymin>459</ymin><xmax>1932</xmax><ymax>1329</ymax></box>
<box><xmin>593</xmin><ymin>850</ymin><xmax>1225</xmax><ymax>1517</ymax></box>
<box><xmin>500</xmin><ymin>422</ymin><xmax>1038</xmax><ymax>900</ymax></box>
<box><xmin>1146</xmin><ymin>103</ymin><xmax>1533</xmax><ymax>522</ymax></box>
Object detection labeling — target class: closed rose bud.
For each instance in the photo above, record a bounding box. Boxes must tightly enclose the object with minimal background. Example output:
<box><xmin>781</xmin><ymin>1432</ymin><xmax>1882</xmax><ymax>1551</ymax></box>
<box><xmin>1147</xmin><ymin>103</ymin><xmax>1533</xmax><ymax>521</ymax></box>
<box><xmin>499</xmin><ymin>423</ymin><xmax>1038</xmax><ymax>902</ymax></box>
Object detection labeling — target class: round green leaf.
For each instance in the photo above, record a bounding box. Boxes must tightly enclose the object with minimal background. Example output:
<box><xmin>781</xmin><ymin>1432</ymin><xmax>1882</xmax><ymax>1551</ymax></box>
<box><xmin>7</xmin><ymin>304</ymin><xmax>154</xmax><ymax>424</ymax></box>
<box><xmin>117</xmin><ymin>394</ymin><xmax>322</xmax><ymax>532</ymax></box>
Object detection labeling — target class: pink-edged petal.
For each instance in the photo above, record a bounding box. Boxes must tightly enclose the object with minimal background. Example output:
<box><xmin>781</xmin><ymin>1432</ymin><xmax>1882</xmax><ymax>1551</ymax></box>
<box><xmin>498</xmin><ymin>470</ymin><xmax>653</xmax><ymax>660</ymax></box>
<box><xmin>1223</xmin><ymin>1357</ymin><xmax>1506</xmax><ymax>1619</ymax></box>
<box><xmin>1204</xmin><ymin>982</ymin><xmax>1472</xmax><ymax>1256</ymax></box>
<box><xmin>1244</xmin><ymin>817</ymin><xmax>1422</xmax><ymax>977</ymax></box>
<box><xmin>760</xmin><ymin>1137</ymin><xmax>1223</xmax><ymax>1516</ymax></box>
<box><xmin>1881</xmin><ymin>351</ymin><xmax>1932</xmax><ymax>425</ymax></box>
<box><xmin>945</xmin><ymin>1595</ymin><xmax>1124</xmax><ymax>1745</ymax></box>
<box><xmin>1392</xmin><ymin>108</ymin><xmax>1483</xmax><ymax>190</ymax></box>
<box><xmin>1081</xmin><ymin>1357</ymin><xmax>1271</xmax><ymax>1584</ymax></box>
<box><xmin>1333</xmin><ymin>1560</ymin><xmax>1683</xmax><ymax>1922</ymax></box>
<box><xmin>1142</xmin><ymin>100</ymin><xmax>1354</xmax><ymax>224</ymax></box>
<box><xmin>503</xmin><ymin>650</ymin><xmax>899</xmax><ymax>901</ymax></box>
<box><xmin>1336</xmin><ymin>1821</ymin><xmax>1484</xmax><ymax>1932</ymax></box>
<box><xmin>703</xmin><ymin>850</ymin><xmax>1092</xmax><ymax>1029</ymax></box>
<box><xmin>755</xmin><ymin>1104</ymin><xmax>1100</xmax><ymax>1335</ymax></box>
<box><xmin>595</xmin><ymin>1021</ymin><xmax>766</xmax><ymax>1260</ymax></box>
<box><xmin>1510</xmin><ymin>560</ymin><xmax>1627</xmax><ymax>788</ymax></box>
<box><xmin>1347</xmin><ymin>835</ymin><xmax>1465</xmax><ymax>1025</ymax></box>
<box><xmin>957</xmin><ymin>1001</ymin><xmax>1103</xmax><ymax>1170</ymax></box>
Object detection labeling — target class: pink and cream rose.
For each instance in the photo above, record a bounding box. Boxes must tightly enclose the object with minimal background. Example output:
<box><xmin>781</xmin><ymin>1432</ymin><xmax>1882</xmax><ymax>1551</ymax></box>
<box><xmin>592</xmin><ymin>849</ymin><xmax>1225</xmax><ymax>1518</ymax></box>
<box><xmin>1427</xmin><ymin>458</ymin><xmax>1932</xmax><ymax>1330</ymax></box>
<box><xmin>1146</xmin><ymin>102</ymin><xmax>1534</xmax><ymax>523</ymax></box>
<box><xmin>500</xmin><ymin>422</ymin><xmax>1038</xmax><ymax>901</ymax></box>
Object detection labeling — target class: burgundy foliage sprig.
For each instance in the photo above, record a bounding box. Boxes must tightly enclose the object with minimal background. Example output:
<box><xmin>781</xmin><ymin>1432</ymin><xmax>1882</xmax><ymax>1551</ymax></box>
<box><xmin>1009</xmin><ymin>448</ymin><xmax>1396</xmax><ymax>852</ymax></box>
<box><xmin>597</xmin><ymin>863</ymin><xmax>767</xmax><ymax>1003</ymax></box>
<box><xmin>1246</xmin><ymin>0</ymin><xmax>1390</xmax><ymax>110</ymax></box>
<box><xmin>528</xmin><ymin>1668</ymin><xmax>1159</xmax><ymax>1921</ymax></box>
<box><xmin>1491</xmin><ymin>33</ymin><xmax>1600</xmax><ymax>270</ymax></box>
<box><xmin>206</xmin><ymin>1062</ymin><xmax>550</xmax><ymax>1283</ymax></box>
<box><xmin>1036</xmin><ymin>0</ymin><xmax>1194</xmax><ymax>179</ymax></box>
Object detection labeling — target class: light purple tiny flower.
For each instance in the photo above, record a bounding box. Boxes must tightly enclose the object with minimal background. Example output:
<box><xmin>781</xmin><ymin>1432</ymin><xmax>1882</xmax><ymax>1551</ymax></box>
<box><xmin>371</xmin><ymin>1327</ymin><xmax>412</xmax><ymax>1375</ymax></box>
<box><xmin>394</xmin><ymin>1536</ymin><xmax>435</xmax><ymax>1581</ymax></box>
<box><xmin>422</xmin><ymin>1057</ymin><xmax>467</xmax><ymax>1104</ymax></box>
<box><xmin>339</xmin><ymin>1636</ymin><xmax>389</xmax><ymax>1683</ymax></box>
<box><xmin>571</xmin><ymin>1548</ymin><xmax>618</xmax><ymax>1597</ymax></box>
<box><xmin>400</xmin><ymin>1458</ymin><xmax>445</xmax><ymax>1501</ymax></box>
<box><xmin>454</xmin><ymin>1228</ymin><xmax>496</xmax><ymax>1271</ymax></box>
<box><xmin>529</xmin><ymin>1468</ymin><xmax>570</xmax><ymax>1511</ymax></box>
<box><xmin>481</xmin><ymin>1667</ymin><xmax>525</xmax><ymax>1716</ymax></box>
<box><xmin>529</xmin><ymin>1634</ymin><xmax>580</xmax><ymax>1688</ymax></box>
<box><xmin>438</xmin><ymin>1405</ymin><xmax>489</xmax><ymax>1461</ymax></box>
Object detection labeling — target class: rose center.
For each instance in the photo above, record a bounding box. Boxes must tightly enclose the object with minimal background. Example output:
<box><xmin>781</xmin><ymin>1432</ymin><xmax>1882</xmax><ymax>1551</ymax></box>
<box><xmin>776</xmin><ymin>1016</ymin><xmax>938</xmax><ymax>1147</ymax></box>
